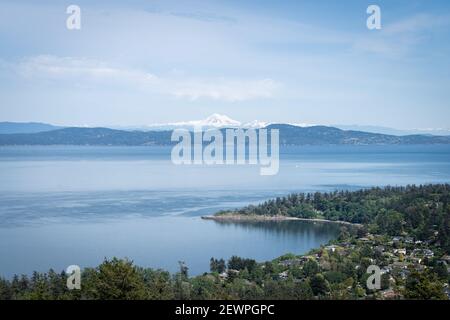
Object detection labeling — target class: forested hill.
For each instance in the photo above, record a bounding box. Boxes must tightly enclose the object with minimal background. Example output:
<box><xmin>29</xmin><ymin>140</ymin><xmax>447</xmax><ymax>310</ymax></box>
<box><xmin>267</xmin><ymin>124</ymin><xmax>450</xmax><ymax>145</ymax></box>
<box><xmin>0</xmin><ymin>125</ymin><xmax>450</xmax><ymax>146</ymax></box>
<box><xmin>0</xmin><ymin>127</ymin><xmax>173</xmax><ymax>146</ymax></box>
<box><xmin>0</xmin><ymin>122</ymin><xmax>63</xmax><ymax>134</ymax></box>
<box><xmin>216</xmin><ymin>184</ymin><xmax>450</xmax><ymax>252</ymax></box>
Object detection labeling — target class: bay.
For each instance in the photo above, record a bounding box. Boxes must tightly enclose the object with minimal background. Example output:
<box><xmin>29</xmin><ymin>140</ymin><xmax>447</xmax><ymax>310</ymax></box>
<box><xmin>1</xmin><ymin>144</ymin><xmax>449</xmax><ymax>277</ymax></box>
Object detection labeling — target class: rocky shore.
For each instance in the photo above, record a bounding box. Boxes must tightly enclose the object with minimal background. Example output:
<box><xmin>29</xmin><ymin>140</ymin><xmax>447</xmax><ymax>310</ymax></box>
<box><xmin>201</xmin><ymin>214</ymin><xmax>363</xmax><ymax>227</ymax></box>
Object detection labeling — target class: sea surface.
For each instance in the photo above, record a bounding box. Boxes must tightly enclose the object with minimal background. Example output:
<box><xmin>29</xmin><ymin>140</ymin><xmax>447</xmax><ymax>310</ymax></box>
<box><xmin>1</xmin><ymin>145</ymin><xmax>450</xmax><ymax>277</ymax></box>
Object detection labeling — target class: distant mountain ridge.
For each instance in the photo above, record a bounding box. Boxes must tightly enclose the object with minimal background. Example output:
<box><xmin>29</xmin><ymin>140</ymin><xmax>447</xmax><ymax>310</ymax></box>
<box><xmin>114</xmin><ymin>114</ymin><xmax>450</xmax><ymax>136</ymax></box>
<box><xmin>0</xmin><ymin>122</ymin><xmax>63</xmax><ymax>134</ymax></box>
<box><xmin>3</xmin><ymin>115</ymin><xmax>449</xmax><ymax>136</ymax></box>
<box><xmin>1</xmin><ymin>124</ymin><xmax>450</xmax><ymax>146</ymax></box>
<box><xmin>0</xmin><ymin>127</ymin><xmax>172</xmax><ymax>146</ymax></box>
<box><xmin>267</xmin><ymin>124</ymin><xmax>450</xmax><ymax>145</ymax></box>
<box><xmin>334</xmin><ymin>124</ymin><xmax>450</xmax><ymax>136</ymax></box>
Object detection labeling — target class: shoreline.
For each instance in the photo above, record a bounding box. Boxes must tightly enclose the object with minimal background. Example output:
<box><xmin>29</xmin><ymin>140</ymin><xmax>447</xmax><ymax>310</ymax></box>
<box><xmin>201</xmin><ymin>214</ymin><xmax>363</xmax><ymax>227</ymax></box>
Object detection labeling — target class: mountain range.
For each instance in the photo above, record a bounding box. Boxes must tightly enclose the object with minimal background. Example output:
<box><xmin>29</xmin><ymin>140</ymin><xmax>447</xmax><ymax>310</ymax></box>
<box><xmin>109</xmin><ymin>114</ymin><xmax>450</xmax><ymax>136</ymax></box>
<box><xmin>2</xmin><ymin>114</ymin><xmax>450</xmax><ymax>136</ymax></box>
<box><xmin>112</xmin><ymin>114</ymin><xmax>270</xmax><ymax>131</ymax></box>
<box><xmin>0</xmin><ymin>118</ymin><xmax>450</xmax><ymax>146</ymax></box>
<box><xmin>0</xmin><ymin>122</ymin><xmax>63</xmax><ymax>134</ymax></box>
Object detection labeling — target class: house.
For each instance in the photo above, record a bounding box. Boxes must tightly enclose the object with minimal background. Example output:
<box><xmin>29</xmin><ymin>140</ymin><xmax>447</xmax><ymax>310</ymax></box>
<box><xmin>228</xmin><ymin>269</ymin><xmax>240</xmax><ymax>276</ymax></box>
<box><xmin>442</xmin><ymin>284</ymin><xmax>450</xmax><ymax>299</ymax></box>
<box><xmin>423</xmin><ymin>249</ymin><xmax>434</xmax><ymax>258</ymax></box>
<box><xmin>381</xmin><ymin>266</ymin><xmax>392</xmax><ymax>275</ymax></box>
<box><xmin>404</xmin><ymin>237</ymin><xmax>414</xmax><ymax>244</ymax></box>
<box><xmin>412</xmin><ymin>248</ymin><xmax>425</xmax><ymax>257</ymax></box>
<box><xmin>398</xmin><ymin>269</ymin><xmax>411</xmax><ymax>279</ymax></box>
<box><xmin>380</xmin><ymin>289</ymin><xmax>398</xmax><ymax>300</ymax></box>
<box><xmin>409</xmin><ymin>256</ymin><xmax>422</xmax><ymax>265</ymax></box>
<box><xmin>394</xmin><ymin>248</ymin><xmax>407</xmax><ymax>256</ymax></box>
<box><xmin>325</xmin><ymin>245</ymin><xmax>340</xmax><ymax>253</ymax></box>
<box><xmin>301</xmin><ymin>255</ymin><xmax>318</xmax><ymax>262</ymax></box>
<box><xmin>367</xmin><ymin>234</ymin><xmax>376</xmax><ymax>240</ymax></box>
<box><xmin>279</xmin><ymin>259</ymin><xmax>304</xmax><ymax>267</ymax></box>
<box><xmin>392</xmin><ymin>261</ymin><xmax>408</xmax><ymax>270</ymax></box>
<box><xmin>440</xmin><ymin>256</ymin><xmax>450</xmax><ymax>273</ymax></box>
<box><xmin>375</xmin><ymin>245</ymin><xmax>385</xmax><ymax>253</ymax></box>
<box><xmin>340</xmin><ymin>242</ymin><xmax>352</xmax><ymax>248</ymax></box>
<box><xmin>278</xmin><ymin>271</ymin><xmax>289</xmax><ymax>280</ymax></box>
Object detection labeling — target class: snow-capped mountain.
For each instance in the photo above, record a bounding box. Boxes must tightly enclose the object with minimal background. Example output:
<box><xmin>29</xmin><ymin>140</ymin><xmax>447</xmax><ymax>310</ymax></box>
<box><xmin>243</xmin><ymin>119</ymin><xmax>271</xmax><ymax>129</ymax></box>
<box><xmin>173</xmin><ymin>113</ymin><xmax>242</xmax><ymax>128</ymax></box>
<box><xmin>288</xmin><ymin>122</ymin><xmax>316</xmax><ymax>128</ymax></box>
<box><xmin>115</xmin><ymin>114</ymin><xmax>321</xmax><ymax>131</ymax></box>
<box><xmin>112</xmin><ymin>113</ymin><xmax>313</xmax><ymax>131</ymax></box>
<box><xmin>128</xmin><ymin>114</ymin><xmax>272</xmax><ymax>131</ymax></box>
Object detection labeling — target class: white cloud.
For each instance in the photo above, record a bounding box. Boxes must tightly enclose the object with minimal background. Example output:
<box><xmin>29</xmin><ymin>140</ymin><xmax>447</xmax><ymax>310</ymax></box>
<box><xmin>172</xmin><ymin>78</ymin><xmax>280</xmax><ymax>102</ymax></box>
<box><xmin>352</xmin><ymin>13</ymin><xmax>450</xmax><ymax>56</ymax></box>
<box><xmin>16</xmin><ymin>55</ymin><xmax>280</xmax><ymax>102</ymax></box>
<box><xmin>18</xmin><ymin>55</ymin><xmax>158</xmax><ymax>87</ymax></box>
<box><xmin>385</xmin><ymin>14</ymin><xmax>450</xmax><ymax>35</ymax></box>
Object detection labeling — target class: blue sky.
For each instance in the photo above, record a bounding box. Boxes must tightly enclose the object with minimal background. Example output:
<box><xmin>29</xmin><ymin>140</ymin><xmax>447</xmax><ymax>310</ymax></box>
<box><xmin>0</xmin><ymin>0</ymin><xmax>449</xmax><ymax>129</ymax></box>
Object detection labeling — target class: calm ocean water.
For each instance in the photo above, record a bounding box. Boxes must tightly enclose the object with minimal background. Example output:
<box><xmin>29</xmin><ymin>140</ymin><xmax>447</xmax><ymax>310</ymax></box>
<box><xmin>1</xmin><ymin>145</ymin><xmax>450</xmax><ymax>277</ymax></box>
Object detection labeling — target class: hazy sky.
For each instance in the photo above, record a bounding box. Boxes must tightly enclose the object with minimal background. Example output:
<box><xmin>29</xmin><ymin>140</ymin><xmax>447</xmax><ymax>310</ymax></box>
<box><xmin>0</xmin><ymin>0</ymin><xmax>449</xmax><ymax>129</ymax></box>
